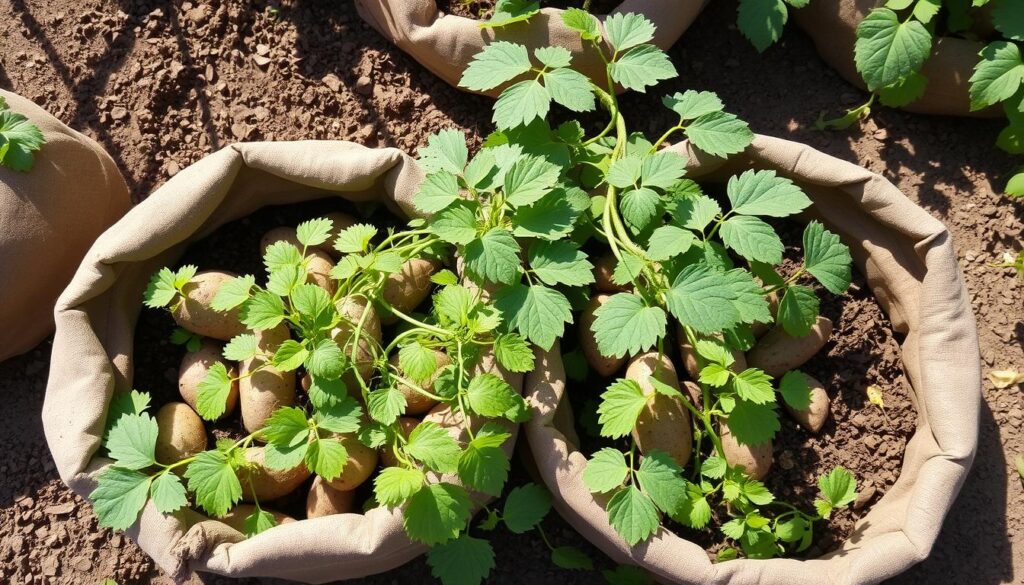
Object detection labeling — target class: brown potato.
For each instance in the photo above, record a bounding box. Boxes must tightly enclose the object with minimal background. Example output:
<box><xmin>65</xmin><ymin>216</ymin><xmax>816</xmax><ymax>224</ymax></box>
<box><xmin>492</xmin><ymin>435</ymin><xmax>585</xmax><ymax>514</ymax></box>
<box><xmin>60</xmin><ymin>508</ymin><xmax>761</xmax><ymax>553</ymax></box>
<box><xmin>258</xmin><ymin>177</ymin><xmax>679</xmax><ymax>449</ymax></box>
<box><xmin>389</xmin><ymin>350</ymin><xmax>450</xmax><ymax>415</ymax></box>
<box><xmin>240</xmin><ymin>324</ymin><xmax>297</xmax><ymax>435</ymax></box>
<box><xmin>719</xmin><ymin>421</ymin><xmax>772</xmax><ymax>480</ymax></box>
<box><xmin>154</xmin><ymin>402</ymin><xmax>208</xmax><ymax>464</ymax></box>
<box><xmin>261</xmin><ymin>228</ymin><xmax>337</xmax><ymax>294</ymax></box>
<box><xmin>218</xmin><ymin>504</ymin><xmax>295</xmax><ymax>531</ymax></box>
<box><xmin>324</xmin><ymin>433</ymin><xmax>379</xmax><ymax>492</ymax></box>
<box><xmin>747</xmin><ymin>316</ymin><xmax>833</xmax><ymax>377</ymax></box>
<box><xmin>592</xmin><ymin>253</ymin><xmax>632</xmax><ymax>293</ymax></box>
<box><xmin>179</xmin><ymin>340</ymin><xmax>239</xmax><ymax>418</ymax></box>
<box><xmin>627</xmin><ymin>353</ymin><xmax>692</xmax><ymax>468</ymax></box>
<box><xmin>380</xmin><ymin>417</ymin><xmax>419</xmax><ymax>468</ymax></box>
<box><xmin>783</xmin><ymin>373</ymin><xmax>831</xmax><ymax>434</ymax></box>
<box><xmin>580</xmin><ymin>294</ymin><xmax>626</xmax><ymax>377</ymax></box>
<box><xmin>306</xmin><ymin>476</ymin><xmax>357</xmax><ymax>518</ymax></box>
<box><xmin>676</xmin><ymin>326</ymin><xmax>747</xmax><ymax>380</ymax></box>
<box><xmin>682</xmin><ymin>380</ymin><xmax>703</xmax><ymax>410</ymax></box>
<box><xmin>238</xmin><ymin>447</ymin><xmax>311</xmax><ymax>501</ymax></box>
<box><xmin>171</xmin><ymin>270</ymin><xmax>247</xmax><ymax>340</ymax></box>
<box><xmin>333</xmin><ymin>296</ymin><xmax>381</xmax><ymax>392</ymax></box>
<box><xmin>380</xmin><ymin>258</ymin><xmax>437</xmax><ymax>325</ymax></box>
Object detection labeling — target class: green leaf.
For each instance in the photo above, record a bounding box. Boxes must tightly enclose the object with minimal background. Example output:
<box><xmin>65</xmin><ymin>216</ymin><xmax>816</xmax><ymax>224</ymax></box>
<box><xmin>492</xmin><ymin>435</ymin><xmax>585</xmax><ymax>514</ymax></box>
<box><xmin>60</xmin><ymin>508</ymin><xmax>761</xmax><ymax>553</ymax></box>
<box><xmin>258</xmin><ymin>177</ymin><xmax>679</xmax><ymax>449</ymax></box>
<box><xmin>666</xmin><ymin>264</ymin><xmax>740</xmax><ymax>334</ymax></box>
<box><xmin>415</xmin><ymin>171</ymin><xmax>462</xmax><ymax>214</ymax></box>
<box><xmin>726</xmin><ymin>400</ymin><xmax>780</xmax><ymax>446</ymax></box>
<box><xmin>106</xmin><ymin>413</ymin><xmax>158</xmax><ymax>470</ymax></box>
<box><xmin>291</xmin><ymin>284</ymin><xmax>335</xmax><ymax>330</ymax></box>
<box><xmin>819</xmin><ymin>466</ymin><xmax>857</xmax><ymax>508</ymax></box>
<box><xmin>528</xmin><ymin>240</ymin><xmax>594</xmax><ymax>287</ymax></box>
<box><xmin>609</xmin><ymin>45</ymin><xmax>677</xmax><ymax>93</ymax></box>
<box><xmin>494</xmin><ymin>283</ymin><xmax>572</xmax><ymax>350</ymax></box>
<box><xmin>562</xmin><ymin>8</ymin><xmax>600</xmax><ymax>40</ymax></box>
<box><xmin>640</xmin><ymin>150</ymin><xmax>688</xmax><ymax>189</ymax></box>
<box><xmin>645</xmin><ymin>225</ymin><xmax>695</xmax><ymax>261</ymax></box>
<box><xmin>404</xmin><ymin>483</ymin><xmax>473</xmax><ymax>546</ymax></box>
<box><xmin>994</xmin><ymin>0</ymin><xmax>1024</xmax><ymax>41</ymax></box>
<box><xmin>803</xmin><ymin>221</ymin><xmax>852</xmax><ymax>294</ymax></box>
<box><xmin>603</xmin><ymin>565</ymin><xmax>655</xmax><ymax>585</ymax></box>
<box><xmin>262</xmin><ymin>407</ymin><xmax>311</xmax><ymax>450</ymax></box>
<box><xmin>150</xmin><ymin>472</ymin><xmax>188</xmax><ymax>514</ymax></box>
<box><xmin>504</xmin><ymin>155</ymin><xmax>560</xmax><ymax>207</ymax></box>
<box><xmin>720</xmin><ymin>215</ymin><xmax>784</xmax><ymax>264</ymax></box>
<box><xmin>494</xmin><ymin>79</ymin><xmax>550</xmax><ymax>129</ymax></box>
<box><xmin>196</xmin><ymin>362</ymin><xmax>235</xmax><ymax>420</ymax></box>
<box><xmin>597</xmin><ymin>379</ymin><xmax>649</xmax><ymax>439</ymax></box>
<box><xmin>264</xmin><ymin>241</ymin><xmax>304</xmax><ymax>271</ymax></box>
<box><xmin>512</xmin><ymin>188</ymin><xmax>582</xmax><ymax>240</ymax></box>
<box><xmin>375</xmin><ymin>466</ymin><xmax>426</xmax><ymax>507</ymax></box>
<box><xmin>777</xmin><ymin>285</ymin><xmax>819</xmax><ymax>337</ymax></box>
<box><xmin>304</xmin><ymin>437</ymin><xmax>348</xmax><ymax>481</ymax></box>
<box><xmin>737</xmin><ymin>0</ymin><xmax>788</xmax><ymax>52</ymax></box>
<box><xmin>534</xmin><ymin>46</ymin><xmax>571</xmax><ymax>69</ymax></box>
<box><xmin>464</xmin><ymin>228</ymin><xmax>521</xmax><ymax>285</ymax></box>
<box><xmin>466</xmin><ymin>374</ymin><xmax>519</xmax><ymax>418</ymax></box>
<box><xmin>855</xmin><ymin>8</ymin><xmax>933</xmax><ymax>91</ymax></box>
<box><xmin>431</xmin><ymin>200</ymin><xmax>480</xmax><ymax>245</ymax></box>
<box><xmin>685</xmin><ymin>112</ymin><xmax>754</xmax><ymax>158</ymax></box>
<box><xmin>635</xmin><ymin>451</ymin><xmax>687</xmax><ymax>515</ymax></box>
<box><xmin>503</xmin><ymin>483</ymin><xmax>552</xmax><ymax>533</ymax></box>
<box><xmin>702</xmin><ymin>456</ymin><xmax>728</xmax><ymax>479</ymax></box>
<box><xmin>264</xmin><ymin>439</ymin><xmax>308</xmax><ymax>471</ymax></box>
<box><xmin>90</xmin><ymin>467</ymin><xmax>151</xmax><ymax>530</ymax></box>
<box><xmin>671</xmin><ymin>194</ymin><xmax>721</xmax><ymax>232</ymax></box>
<box><xmin>732</xmin><ymin>368</ymin><xmax>776</xmax><ymax>405</ymax></box>
<box><xmin>663</xmin><ymin>90</ymin><xmax>724</xmax><ymax>120</ymax></box>
<box><xmin>551</xmin><ymin>546</ymin><xmax>593</xmax><ymax>570</ymax></box>
<box><xmin>407</xmin><ymin>421</ymin><xmax>462</xmax><ymax>474</ymax></box>
<box><xmin>483</xmin><ymin>0</ymin><xmax>540</xmax><ymax>27</ymax></box>
<box><xmin>243</xmin><ymin>507</ymin><xmax>277</xmax><ymax>537</ymax></box>
<box><xmin>778</xmin><ymin>370</ymin><xmax>812</xmax><ymax>410</ymax></box>
<box><xmin>544</xmin><ymin>67</ymin><xmax>596</xmax><ymax>112</ymax></box>
<box><xmin>493</xmin><ymin>333</ymin><xmax>535</xmax><ymax>373</ymax></box>
<box><xmin>997</xmin><ymin>119</ymin><xmax>1024</xmax><ymax>154</ymax></box>
<box><xmin>223</xmin><ymin>334</ymin><xmax>259</xmax><ymax>362</ymax></box>
<box><xmin>605</xmin><ymin>13</ymin><xmax>656</xmax><ymax>51</ymax></box>
<box><xmin>312</xmin><ymin>396</ymin><xmax>363</xmax><ymax>434</ymax></box>
<box><xmin>427</xmin><ymin>534</ymin><xmax>496</xmax><ymax>585</ymax></box>
<box><xmin>591</xmin><ymin>293</ymin><xmax>667</xmax><ymax>358</ymax></box>
<box><xmin>699</xmin><ymin>363</ymin><xmax>732</xmax><ymax>387</ymax></box>
<box><xmin>434</xmin><ymin>285</ymin><xmax>473</xmax><ymax>326</ymax></box>
<box><xmin>143</xmin><ymin>268</ymin><xmax>181</xmax><ymax>309</ymax></box>
<box><xmin>418</xmin><ymin>129</ymin><xmax>469</xmax><ymax>175</ymax></box>
<box><xmin>970</xmin><ymin>42</ymin><xmax>1024</xmax><ymax>110</ymax></box>
<box><xmin>607</xmin><ymin>156</ymin><xmax>643</xmax><ymax>188</ymax></box>
<box><xmin>240</xmin><ymin>290</ymin><xmax>287</xmax><ymax>330</ymax></box>
<box><xmin>607</xmin><ymin>485</ymin><xmax>660</xmax><ymax>546</ymax></box>
<box><xmin>0</xmin><ymin>109</ymin><xmax>46</xmax><ymax>172</ymax></box>
<box><xmin>399</xmin><ymin>343</ymin><xmax>439</xmax><ymax>383</ymax></box>
<box><xmin>185</xmin><ymin>449</ymin><xmax>243</xmax><ymax>517</ymax></box>
<box><xmin>583</xmin><ymin>448</ymin><xmax>630</xmax><ymax>493</ymax></box>
<box><xmin>367</xmin><ymin>387</ymin><xmax>407</xmax><ymax>425</ymax></box>
<box><xmin>458</xmin><ymin>440</ymin><xmax>510</xmax><ymax>496</ymax></box>
<box><xmin>912</xmin><ymin>0</ymin><xmax>941</xmax><ymax>22</ymax></box>
<box><xmin>103</xmin><ymin>390</ymin><xmax>152</xmax><ymax>445</ymax></box>
<box><xmin>306</xmin><ymin>339</ymin><xmax>346</xmax><ymax>380</ymax></box>
<box><xmin>727</xmin><ymin>169</ymin><xmax>811</xmax><ymax>217</ymax></box>
<box><xmin>619</xmin><ymin>187</ymin><xmax>662</xmax><ymax>233</ymax></box>
<box><xmin>296</xmin><ymin>218</ymin><xmax>333</xmax><ymax>248</ymax></box>
<box><xmin>271</xmin><ymin>340</ymin><xmax>309</xmax><ymax>372</ymax></box>
<box><xmin>878</xmin><ymin>71</ymin><xmax>928</xmax><ymax>107</ymax></box>
<box><xmin>211</xmin><ymin>275</ymin><xmax>256</xmax><ymax>311</ymax></box>
<box><xmin>431</xmin><ymin>269</ymin><xmax>460</xmax><ymax>286</ymax></box>
<box><xmin>306</xmin><ymin>375</ymin><xmax>348</xmax><ymax>410</ymax></box>
<box><xmin>1007</xmin><ymin>170</ymin><xmax>1024</xmax><ymax>196</ymax></box>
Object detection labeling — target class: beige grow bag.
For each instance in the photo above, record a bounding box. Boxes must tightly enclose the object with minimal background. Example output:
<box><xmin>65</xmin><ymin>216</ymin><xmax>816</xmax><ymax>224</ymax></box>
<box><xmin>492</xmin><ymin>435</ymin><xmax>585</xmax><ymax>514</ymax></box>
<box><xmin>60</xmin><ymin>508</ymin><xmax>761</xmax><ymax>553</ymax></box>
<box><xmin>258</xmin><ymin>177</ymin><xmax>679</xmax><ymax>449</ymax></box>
<box><xmin>524</xmin><ymin>134</ymin><xmax>981</xmax><ymax>584</ymax></box>
<box><xmin>355</xmin><ymin>0</ymin><xmax>707</xmax><ymax>97</ymax></box>
<box><xmin>0</xmin><ymin>89</ymin><xmax>131</xmax><ymax>361</ymax></box>
<box><xmin>794</xmin><ymin>0</ymin><xmax>999</xmax><ymax>118</ymax></box>
<box><xmin>41</xmin><ymin>141</ymin><xmax>523</xmax><ymax>583</ymax></box>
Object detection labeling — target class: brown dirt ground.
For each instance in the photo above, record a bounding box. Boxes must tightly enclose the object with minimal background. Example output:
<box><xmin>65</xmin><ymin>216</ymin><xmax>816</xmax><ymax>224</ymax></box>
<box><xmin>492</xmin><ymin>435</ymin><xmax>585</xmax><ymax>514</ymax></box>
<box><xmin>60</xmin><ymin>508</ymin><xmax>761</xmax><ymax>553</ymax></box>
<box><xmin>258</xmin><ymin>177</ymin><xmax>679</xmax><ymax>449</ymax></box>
<box><xmin>0</xmin><ymin>0</ymin><xmax>1021</xmax><ymax>584</ymax></box>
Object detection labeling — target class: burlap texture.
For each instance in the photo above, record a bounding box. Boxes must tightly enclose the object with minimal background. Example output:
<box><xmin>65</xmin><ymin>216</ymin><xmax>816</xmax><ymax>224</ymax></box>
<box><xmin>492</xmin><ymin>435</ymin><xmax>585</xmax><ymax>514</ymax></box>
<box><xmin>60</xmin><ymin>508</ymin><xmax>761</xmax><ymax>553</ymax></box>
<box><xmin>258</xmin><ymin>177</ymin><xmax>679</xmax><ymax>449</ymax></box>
<box><xmin>0</xmin><ymin>89</ymin><xmax>131</xmax><ymax>361</ymax></box>
<box><xmin>524</xmin><ymin>134</ymin><xmax>980</xmax><ymax>584</ymax></box>
<box><xmin>41</xmin><ymin>141</ymin><xmax>523</xmax><ymax>583</ymax></box>
<box><xmin>355</xmin><ymin>0</ymin><xmax>706</xmax><ymax>97</ymax></box>
<box><xmin>794</xmin><ymin>0</ymin><xmax>999</xmax><ymax>118</ymax></box>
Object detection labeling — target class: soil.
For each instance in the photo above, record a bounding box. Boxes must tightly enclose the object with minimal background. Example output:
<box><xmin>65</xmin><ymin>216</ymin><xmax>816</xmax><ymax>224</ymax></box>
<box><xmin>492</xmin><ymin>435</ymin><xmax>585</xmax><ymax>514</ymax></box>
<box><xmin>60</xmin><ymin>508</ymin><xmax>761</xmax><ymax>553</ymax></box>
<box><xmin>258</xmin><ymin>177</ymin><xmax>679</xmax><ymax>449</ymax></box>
<box><xmin>0</xmin><ymin>0</ymin><xmax>1021</xmax><ymax>584</ymax></box>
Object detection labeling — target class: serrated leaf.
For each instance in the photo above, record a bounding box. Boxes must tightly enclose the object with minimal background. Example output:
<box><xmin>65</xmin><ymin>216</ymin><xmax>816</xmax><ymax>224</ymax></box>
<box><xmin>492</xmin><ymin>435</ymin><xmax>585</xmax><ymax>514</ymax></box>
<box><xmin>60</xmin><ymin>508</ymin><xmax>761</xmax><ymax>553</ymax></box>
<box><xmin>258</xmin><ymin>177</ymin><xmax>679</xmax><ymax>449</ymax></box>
<box><xmin>304</xmin><ymin>437</ymin><xmax>348</xmax><ymax>481</ymax></box>
<box><xmin>493</xmin><ymin>333</ymin><xmax>534</xmax><ymax>373</ymax></box>
<box><xmin>431</xmin><ymin>200</ymin><xmax>480</xmax><ymax>245</ymax></box>
<box><xmin>466</xmin><ymin>374</ymin><xmax>519</xmax><ymax>418</ymax></box>
<box><xmin>619</xmin><ymin>187</ymin><xmax>662</xmax><ymax>233</ymax></box>
<box><xmin>90</xmin><ymin>467</ymin><xmax>151</xmax><ymax>530</ymax></box>
<box><xmin>503</xmin><ymin>483</ymin><xmax>552</xmax><ymax>533</ymax></box>
<box><xmin>404</xmin><ymin>483</ymin><xmax>472</xmax><ymax>546</ymax></box>
<box><xmin>605</xmin><ymin>12</ymin><xmax>655</xmax><ymax>51</ymax></box>
<box><xmin>685</xmin><ymin>112</ymin><xmax>754</xmax><ymax>158</ymax></box>
<box><xmin>0</xmin><ymin>109</ymin><xmax>46</xmax><ymax>172</ymax></box>
<box><xmin>143</xmin><ymin>268</ymin><xmax>180</xmax><ymax>309</ymax></box>
<box><xmin>512</xmin><ymin>187</ymin><xmax>582</xmax><ymax>240</ymax></box>
<box><xmin>211</xmin><ymin>275</ymin><xmax>256</xmax><ymax>311</ymax></box>
<box><xmin>591</xmin><ymin>293</ymin><xmax>666</xmax><ymax>358</ymax></box>
<box><xmin>561</xmin><ymin>8</ymin><xmax>600</xmax><ymax>40</ymax></box>
<box><xmin>375</xmin><ymin>466</ymin><xmax>425</xmax><ymax>507</ymax></box>
<box><xmin>504</xmin><ymin>155</ymin><xmax>560</xmax><ymax>207</ymax></box>
<box><xmin>528</xmin><ymin>240</ymin><xmax>594</xmax><ymax>286</ymax></box>
<box><xmin>818</xmin><ymin>466</ymin><xmax>857</xmax><ymax>508</ymax></box>
<box><xmin>415</xmin><ymin>171</ymin><xmax>462</xmax><ymax>214</ymax></box>
<box><xmin>544</xmin><ymin>67</ymin><xmax>596</xmax><ymax>112</ymax></box>
<box><xmin>665</xmin><ymin>264</ymin><xmax>740</xmax><ymax>334</ymax></box>
<box><xmin>464</xmin><ymin>228</ymin><xmax>521</xmax><ymax>285</ymax></box>
<box><xmin>855</xmin><ymin>8</ymin><xmax>933</xmax><ymax>91</ymax></box>
<box><xmin>597</xmin><ymin>379</ymin><xmax>649</xmax><ymax>438</ymax></box>
<box><xmin>725</xmin><ymin>401</ymin><xmax>780</xmax><ymax>446</ymax></box>
<box><xmin>367</xmin><ymin>387</ymin><xmax>408</xmax><ymax>425</ymax></box>
<box><xmin>313</xmin><ymin>395</ymin><xmax>363</xmax><ymax>434</ymax></box>
<box><xmin>150</xmin><ymin>472</ymin><xmax>188</xmax><ymax>514</ymax></box>
<box><xmin>732</xmin><ymin>368</ymin><xmax>776</xmax><ymax>405</ymax></box>
<box><xmin>607</xmin><ymin>485</ymin><xmax>660</xmax><ymax>545</ymax></box>
<box><xmin>645</xmin><ymin>225</ymin><xmax>695</xmax><ymax>261</ymax></box>
<box><xmin>243</xmin><ymin>507</ymin><xmax>277</xmax><ymax>537</ymax></box>
<box><xmin>702</xmin><ymin>456</ymin><xmax>728</xmax><ymax>479</ymax></box>
<box><xmin>262</xmin><ymin>407</ymin><xmax>311</xmax><ymax>449</ymax></box>
<box><xmin>671</xmin><ymin>194</ymin><xmax>721</xmax><ymax>232</ymax></box>
<box><xmin>609</xmin><ymin>44</ymin><xmax>677</xmax><ymax>93</ymax></box>
<box><xmin>640</xmin><ymin>150</ymin><xmax>688</xmax><ymax>189</ymax></box>
<box><xmin>196</xmin><ymin>362</ymin><xmax>234</xmax><ymax>420</ymax></box>
<box><xmin>223</xmin><ymin>334</ymin><xmax>259</xmax><ymax>362</ymax></box>
<box><xmin>803</xmin><ymin>221</ymin><xmax>852</xmax><ymax>294</ymax></box>
<box><xmin>427</xmin><ymin>534</ymin><xmax>496</xmax><ymax>585</ymax></box>
<box><xmin>777</xmin><ymin>285</ymin><xmax>819</xmax><ymax>336</ymax></box>
<box><xmin>737</xmin><ymin>0</ymin><xmax>788</xmax><ymax>52</ymax></box>
<box><xmin>240</xmin><ymin>290</ymin><xmax>286</xmax><ymax>330</ymax></box>
<box><xmin>778</xmin><ymin>370</ymin><xmax>812</xmax><ymax>411</ymax></box>
<box><xmin>494</xmin><ymin>79</ymin><xmax>551</xmax><ymax>129</ymax></box>
<box><xmin>970</xmin><ymin>41</ymin><xmax>1024</xmax><ymax>110</ymax></box>
<box><xmin>306</xmin><ymin>338</ymin><xmax>346</xmax><ymax>380</ymax></box>
<box><xmin>727</xmin><ymin>169</ymin><xmax>811</xmax><ymax>217</ymax></box>
<box><xmin>457</xmin><ymin>442</ymin><xmax>510</xmax><ymax>496</ymax></box>
<box><xmin>264</xmin><ymin>241</ymin><xmax>304</xmax><ymax>271</ymax></box>
<box><xmin>494</xmin><ymin>283</ymin><xmax>572</xmax><ymax>350</ymax></box>
<box><xmin>418</xmin><ymin>129</ymin><xmax>469</xmax><ymax>175</ymax></box>
<box><xmin>635</xmin><ymin>451</ymin><xmax>687</xmax><ymax>515</ymax></box>
<box><xmin>296</xmin><ymin>218</ymin><xmax>333</xmax><ymax>248</ymax></box>
<box><xmin>185</xmin><ymin>450</ymin><xmax>242</xmax><ymax>517</ymax></box>
<box><xmin>663</xmin><ymin>90</ymin><xmax>724</xmax><ymax>120</ymax></box>
<box><xmin>583</xmin><ymin>448</ymin><xmax>630</xmax><ymax>493</ymax></box>
<box><xmin>407</xmin><ymin>421</ymin><xmax>462</xmax><ymax>474</ymax></box>
<box><xmin>720</xmin><ymin>215</ymin><xmax>784</xmax><ymax>264</ymax></box>
<box><xmin>271</xmin><ymin>339</ymin><xmax>309</xmax><ymax>372</ymax></box>
<box><xmin>106</xmin><ymin>413</ymin><xmax>158</xmax><ymax>470</ymax></box>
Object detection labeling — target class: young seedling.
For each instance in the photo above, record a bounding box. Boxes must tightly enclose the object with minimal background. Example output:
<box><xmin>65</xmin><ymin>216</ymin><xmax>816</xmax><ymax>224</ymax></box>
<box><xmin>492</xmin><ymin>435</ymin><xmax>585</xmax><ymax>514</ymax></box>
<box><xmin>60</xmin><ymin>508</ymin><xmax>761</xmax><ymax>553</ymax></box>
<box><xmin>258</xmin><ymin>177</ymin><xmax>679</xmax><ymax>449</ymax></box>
<box><xmin>0</xmin><ymin>95</ymin><xmax>46</xmax><ymax>172</ymax></box>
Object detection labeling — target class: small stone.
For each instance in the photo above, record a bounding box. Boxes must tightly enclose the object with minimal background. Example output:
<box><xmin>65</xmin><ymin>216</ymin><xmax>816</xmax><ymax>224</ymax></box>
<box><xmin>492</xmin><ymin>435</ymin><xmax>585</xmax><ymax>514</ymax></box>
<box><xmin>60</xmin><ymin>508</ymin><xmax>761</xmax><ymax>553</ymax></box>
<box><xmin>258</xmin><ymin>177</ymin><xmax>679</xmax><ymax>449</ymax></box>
<box><xmin>43</xmin><ymin>503</ymin><xmax>74</xmax><ymax>516</ymax></box>
<box><xmin>256</xmin><ymin>43</ymin><xmax>270</xmax><ymax>55</ymax></box>
<box><xmin>853</xmin><ymin>485</ymin><xmax>877</xmax><ymax>510</ymax></box>
<box><xmin>321</xmin><ymin>73</ymin><xmax>342</xmax><ymax>92</ymax></box>
<box><xmin>252</xmin><ymin>54</ymin><xmax>271</xmax><ymax>66</ymax></box>
<box><xmin>355</xmin><ymin>75</ymin><xmax>373</xmax><ymax>96</ymax></box>
<box><xmin>16</xmin><ymin>496</ymin><xmax>34</xmax><ymax>508</ymax></box>
<box><xmin>110</xmin><ymin>106</ymin><xmax>128</xmax><ymax>120</ymax></box>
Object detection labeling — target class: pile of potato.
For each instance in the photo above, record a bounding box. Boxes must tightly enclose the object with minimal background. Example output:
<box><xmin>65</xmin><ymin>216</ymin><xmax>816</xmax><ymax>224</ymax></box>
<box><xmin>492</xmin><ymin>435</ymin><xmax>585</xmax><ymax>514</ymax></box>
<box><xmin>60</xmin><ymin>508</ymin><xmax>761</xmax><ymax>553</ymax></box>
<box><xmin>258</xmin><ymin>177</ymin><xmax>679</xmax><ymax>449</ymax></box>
<box><xmin>154</xmin><ymin>212</ymin><xmax>447</xmax><ymax>524</ymax></box>
<box><xmin>580</xmin><ymin>253</ymin><xmax>834</xmax><ymax>480</ymax></box>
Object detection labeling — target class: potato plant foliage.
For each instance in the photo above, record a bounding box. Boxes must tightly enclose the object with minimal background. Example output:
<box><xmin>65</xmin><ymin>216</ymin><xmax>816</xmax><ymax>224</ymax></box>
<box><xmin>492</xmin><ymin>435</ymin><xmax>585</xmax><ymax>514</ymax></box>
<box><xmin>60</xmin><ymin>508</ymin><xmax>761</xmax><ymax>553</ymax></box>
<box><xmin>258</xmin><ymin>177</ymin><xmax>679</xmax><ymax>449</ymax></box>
<box><xmin>90</xmin><ymin>8</ymin><xmax>861</xmax><ymax>584</ymax></box>
<box><xmin>0</xmin><ymin>95</ymin><xmax>46</xmax><ymax>172</ymax></box>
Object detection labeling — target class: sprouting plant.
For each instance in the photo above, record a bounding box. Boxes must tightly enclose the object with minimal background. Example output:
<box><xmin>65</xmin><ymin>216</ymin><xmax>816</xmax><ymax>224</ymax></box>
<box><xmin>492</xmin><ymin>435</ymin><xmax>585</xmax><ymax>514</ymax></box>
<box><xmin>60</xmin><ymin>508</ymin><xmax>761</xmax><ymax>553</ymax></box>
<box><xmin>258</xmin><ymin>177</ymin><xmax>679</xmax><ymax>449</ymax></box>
<box><xmin>991</xmin><ymin>249</ymin><xmax>1024</xmax><ymax>279</ymax></box>
<box><xmin>0</xmin><ymin>95</ymin><xmax>46</xmax><ymax>172</ymax></box>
